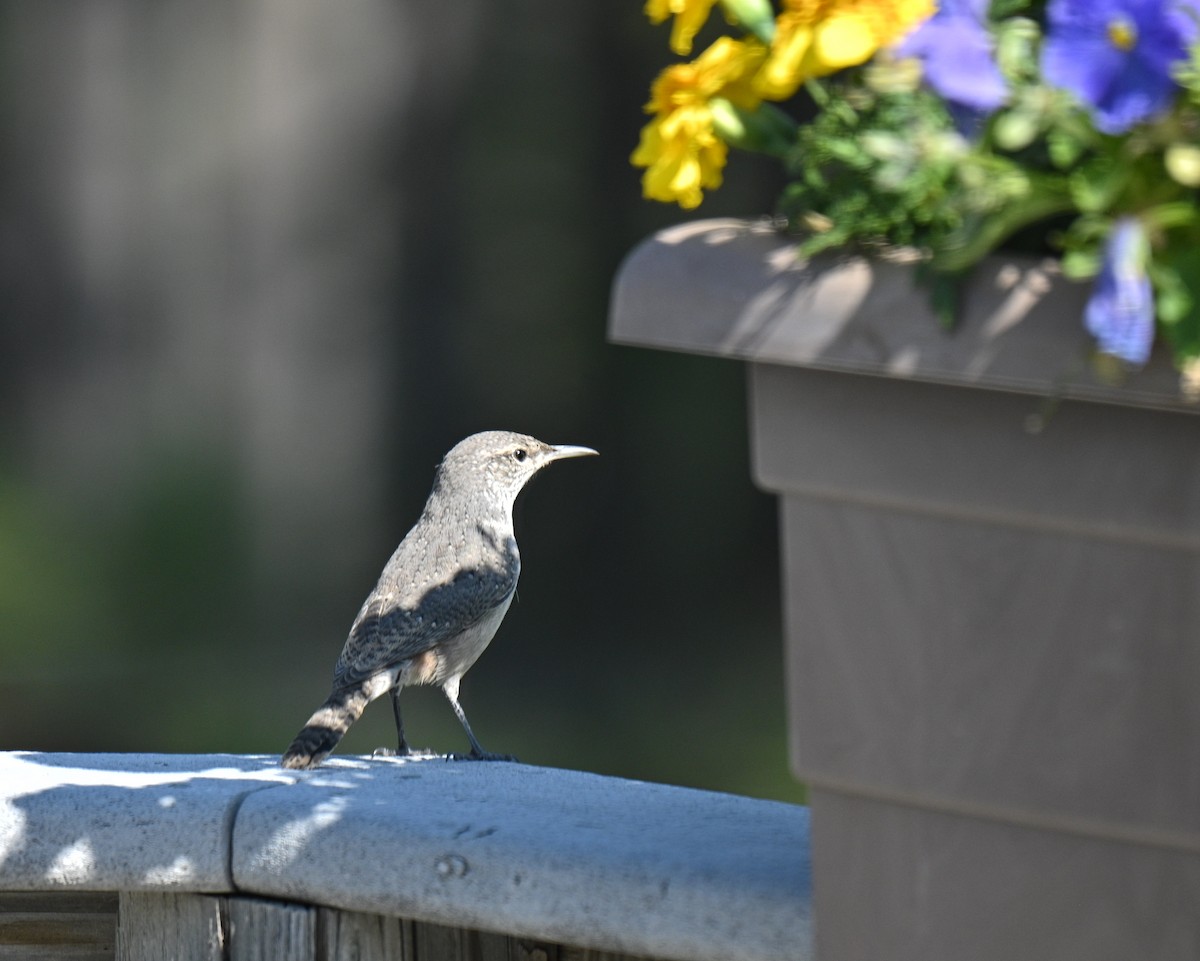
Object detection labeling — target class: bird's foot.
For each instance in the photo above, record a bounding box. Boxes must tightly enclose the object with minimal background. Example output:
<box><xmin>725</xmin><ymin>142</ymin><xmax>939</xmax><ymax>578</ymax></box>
<box><xmin>448</xmin><ymin>750</ymin><xmax>519</xmax><ymax>763</ymax></box>
<box><xmin>372</xmin><ymin>746</ymin><xmax>442</xmax><ymax>760</ymax></box>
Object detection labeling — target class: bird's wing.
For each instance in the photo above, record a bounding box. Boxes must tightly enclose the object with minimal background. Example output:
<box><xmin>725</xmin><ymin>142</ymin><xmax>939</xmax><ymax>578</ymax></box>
<box><xmin>331</xmin><ymin>564</ymin><xmax>516</xmax><ymax>688</ymax></box>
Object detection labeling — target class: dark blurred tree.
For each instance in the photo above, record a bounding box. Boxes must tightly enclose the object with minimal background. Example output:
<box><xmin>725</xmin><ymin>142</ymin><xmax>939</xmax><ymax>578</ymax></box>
<box><xmin>0</xmin><ymin>0</ymin><xmax>799</xmax><ymax>803</ymax></box>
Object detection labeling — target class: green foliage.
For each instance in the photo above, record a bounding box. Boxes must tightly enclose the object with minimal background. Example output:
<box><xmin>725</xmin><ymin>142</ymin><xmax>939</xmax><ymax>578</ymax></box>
<box><xmin>779</xmin><ymin>75</ymin><xmax>966</xmax><ymax>257</ymax></box>
<box><xmin>1155</xmin><ymin>236</ymin><xmax>1200</xmax><ymax>362</ymax></box>
<box><xmin>635</xmin><ymin>0</ymin><xmax>1200</xmax><ymax>376</ymax></box>
<box><xmin>777</xmin><ymin>66</ymin><xmax>1079</xmax><ymax>286</ymax></box>
<box><xmin>760</xmin><ymin>13</ymin><xmax>1200</xmax><ymax>375</ymax></box>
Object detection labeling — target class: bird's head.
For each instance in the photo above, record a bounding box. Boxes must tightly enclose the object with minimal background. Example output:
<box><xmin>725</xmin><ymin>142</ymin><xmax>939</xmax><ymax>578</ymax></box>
<box><xmin>435</xmin><ymin>430</ymin><xmax>597</xmax><ymax>508</ymax></box>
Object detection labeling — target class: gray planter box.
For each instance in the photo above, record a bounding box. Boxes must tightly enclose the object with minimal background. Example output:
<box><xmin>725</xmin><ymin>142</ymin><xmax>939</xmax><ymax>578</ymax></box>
<box><xmin>609</xmin><ymin>219</ymin><xmax>1200</xmax><ymax>961</ymax></box>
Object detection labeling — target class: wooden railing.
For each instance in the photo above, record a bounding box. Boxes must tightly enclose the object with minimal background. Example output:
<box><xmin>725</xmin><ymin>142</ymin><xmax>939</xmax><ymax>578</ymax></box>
<box><xmin>0</xmin><ymin>752</ymin><xmax>812</xmax><ymax>961</ymax></box>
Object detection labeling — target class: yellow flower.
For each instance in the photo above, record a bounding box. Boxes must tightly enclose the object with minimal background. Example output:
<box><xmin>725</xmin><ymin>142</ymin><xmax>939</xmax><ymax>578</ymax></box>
<box><xmin>644</xmin><ymin>0</ymin><xmax>720</xmax><ymax>55</ymax></box>
<box><xmin>632</xmin><ymin>37</ymin><xmax>767</xmax><ymax>208</ymax></box>
<box><xmin>757</xmin><ymin>0</ymin><xmax>935</xmax><ymax>100</ymax></box>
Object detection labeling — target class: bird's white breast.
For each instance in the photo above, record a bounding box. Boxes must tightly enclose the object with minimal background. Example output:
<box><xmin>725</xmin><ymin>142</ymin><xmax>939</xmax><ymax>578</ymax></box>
<box><xmin>415</xmin><ymin>587</ymin><xmax>515</xmax><ymax>687</ymax></box>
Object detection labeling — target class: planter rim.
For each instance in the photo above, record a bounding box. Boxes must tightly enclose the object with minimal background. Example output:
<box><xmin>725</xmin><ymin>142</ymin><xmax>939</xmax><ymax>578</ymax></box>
<box><xmin>609</xmin><ymin>218</ymin><xmax>1196</xmax><ymax>413</ymax></box>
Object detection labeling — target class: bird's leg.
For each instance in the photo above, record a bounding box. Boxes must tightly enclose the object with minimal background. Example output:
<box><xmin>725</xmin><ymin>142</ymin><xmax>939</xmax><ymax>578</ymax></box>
<box><xmin>372</xmin><ymin>686</ymin><xmax>437</xmax><ymax>759</ymax></box>
<box><xmin>390</xmin><ymin>686</ymin><xmax>410</xmax><ymax>754</ymax></box>
<box><xmin>442</xmin><ymin>678</ymin><xmax>516</xmax><ymax>762</ymax></box>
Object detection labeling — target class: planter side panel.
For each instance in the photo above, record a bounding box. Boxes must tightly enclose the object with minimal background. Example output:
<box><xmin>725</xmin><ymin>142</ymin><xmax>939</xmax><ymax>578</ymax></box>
<box><xmin>752</xmin><ymin>363</ymin><xmax>1200</xmax><ymax>958</ymax></box>
<box><xmin>809</xmin><ymin>790</ymin><xmax>1200</xmax><ymax>961</ymax></box>
<box><xmin>751</xmin><ymin>363</ymin><xmax>1200</xmax><ymax>543</ymax></box>
<box><xmin>750</xmin><ymin>364</ymin><xmax>1200</xmax><ymax>839</ymax></box>
<box><xmin>780</xmin><ymin>494</ymin><xmax>1199</xmax><ymax>833</ymax></box>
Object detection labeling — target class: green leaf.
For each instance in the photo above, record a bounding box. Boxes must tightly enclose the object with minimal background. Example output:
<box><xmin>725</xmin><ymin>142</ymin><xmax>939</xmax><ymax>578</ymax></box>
<box><xmin>990</xmin><ymin>0</ymin><xmax>1035</xmax><ymax>24</ymax></box>
<box><xmin>1155</xmin><ymin>242</ymin><xmax>1200</xmax><ymax>358</ymax></box>
<box><xmin>1046</xmin><ymin>128</ymin><xmax>1085</xmax><ymax>169</ymax></box>
<box><xmin>710</xmin><ymin>99</ymin><xmax>798</xmax><ymax>159</ymax></box>
<box><xmin>719</xmin><ymin>0</ymin><xmax>777</xmax><ymax>42</ymax></box>
<box><xmin>993</xmin><ymin>17</ymin><xmax>1042</xmax><ymax>82</ymax></box>
<box><xmin>1068</xmin><ymin>158</ymin><xmax>1130</xmax><ymax>213</ymax></box>
<box><xmin>993</xmin><ymin>109</ymin><xmax>1041</xmax><ymax>152</ymax></box>
<box><xmin>917</xmin><ymin>265</ymin><xmax>967</xmax><ymax>329</ymax></box>
<box><xmin>1143</xmin><ymin>200</ymin><xmax>1200</xmax><ymax>233</ymax></box>
<box><xmin>1150</xmin><ymin>264</ymin><xmax>1192</xmax><ymax>325</ymax></box>
<box><xmin>1060</xmin><ymin>248</ymin><xmax>1100</xmax><ymax>279</ymax></box>
<box><xmin>932</xmin><ymin>172</ymin><xmax>1074</xmax><ymax>271</ymax></box>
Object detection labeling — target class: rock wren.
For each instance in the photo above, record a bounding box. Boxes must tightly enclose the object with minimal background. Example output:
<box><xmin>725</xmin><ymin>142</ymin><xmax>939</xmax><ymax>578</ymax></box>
<box><xmin>281</xmin><ymin>430</ymin><xmax>597</xmax><ymax>770</ymax></box>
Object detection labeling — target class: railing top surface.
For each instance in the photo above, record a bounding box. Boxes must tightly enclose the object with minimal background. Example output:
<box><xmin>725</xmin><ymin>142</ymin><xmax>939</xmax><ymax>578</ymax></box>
<box><xmin>0</xmin><ymin>751</ymin><xmax>811</xmax><ymax>961</ymax></box>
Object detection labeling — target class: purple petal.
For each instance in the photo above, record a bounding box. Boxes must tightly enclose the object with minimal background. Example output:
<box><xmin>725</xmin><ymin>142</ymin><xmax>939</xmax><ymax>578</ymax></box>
<box><xmin>1084</xmin><ymin>218</ymin><xmax>1155</xmax><ymax>365</ymax></box>
<box><xmin>899</xmin><ymin>16</ymin><xmax>1008</xmax><ymax>112</ymax></box>
<box><xmin>1042</xmin><ymin>0</ymin><xmax>1192</xmax><ymax>133</ymax></box>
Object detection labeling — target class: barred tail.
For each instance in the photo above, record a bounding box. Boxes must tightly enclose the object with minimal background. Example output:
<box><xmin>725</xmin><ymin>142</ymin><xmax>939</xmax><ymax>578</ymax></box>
<box><xmin>281</xmin><ymin>684</ymin><xmax>372</xmax><ymax>770</ymax></box>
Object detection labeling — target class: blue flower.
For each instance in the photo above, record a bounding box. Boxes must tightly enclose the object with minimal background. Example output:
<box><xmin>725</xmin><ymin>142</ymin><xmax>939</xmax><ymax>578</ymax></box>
<box><xmin>1042</xmin><ymin>0</ymin><xmax>1198</xmax><ymax>135</ymax></box>
<box><xmin>1085</xmin><ymin>217</ymin><xmax>1155</xmax><ymax>365</ymax></box>
<box><xmin>895</xmin><ymin>0</ymin><xmax>1008</xmax><ymax>114</ymax></box>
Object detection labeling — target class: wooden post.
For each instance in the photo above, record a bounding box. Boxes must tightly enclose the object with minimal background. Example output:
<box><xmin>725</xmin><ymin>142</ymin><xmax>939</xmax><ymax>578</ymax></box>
<box><xmin>107</xmin><ymin>893</ymin><xmax>630</xmax><ymax>961</ymax></box>
<box><xmin>117</xmin><ymin>893</ymin><xmax>224</xmax><ymax>961</ymax></box>
<box><xmin>0</xmin><ymin>892</ymin><xmax>117</xmax><ymax>961</ymax></box>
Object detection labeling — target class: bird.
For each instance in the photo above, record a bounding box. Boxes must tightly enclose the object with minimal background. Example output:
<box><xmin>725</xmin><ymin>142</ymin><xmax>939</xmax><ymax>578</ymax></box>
<box><xmin>280</xmin><ymin>430</ymin><xmax>597</xmax><ymax>770</ymax></box>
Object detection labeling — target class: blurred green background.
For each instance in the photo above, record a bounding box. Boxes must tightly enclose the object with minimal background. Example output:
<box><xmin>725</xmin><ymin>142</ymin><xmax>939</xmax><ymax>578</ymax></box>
<box><xmin>0</xmin><ymin>2</ymin><xmax>801</xmax><ymax>803</ymax></box>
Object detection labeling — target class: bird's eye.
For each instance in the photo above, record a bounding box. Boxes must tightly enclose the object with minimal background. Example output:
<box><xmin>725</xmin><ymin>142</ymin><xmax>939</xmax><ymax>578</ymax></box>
<box><xmin>512</xmin><ymin>448</ymin><xmax>528</xmax><ymax>462</ymax></box>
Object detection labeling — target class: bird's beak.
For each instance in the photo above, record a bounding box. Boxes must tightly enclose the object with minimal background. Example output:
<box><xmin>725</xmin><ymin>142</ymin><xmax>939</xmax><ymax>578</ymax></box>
<box><xmin>547</xmin><ymin>444</ymin><xmax>598</xmax><ymax>461</ymax></box>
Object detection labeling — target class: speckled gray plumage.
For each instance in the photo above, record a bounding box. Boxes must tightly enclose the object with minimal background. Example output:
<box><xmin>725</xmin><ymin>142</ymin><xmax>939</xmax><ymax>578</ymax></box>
<box><xmin>281</xmin><ymin>430</ymin><xmax>596</xmax><ymax>769</ymax></box>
